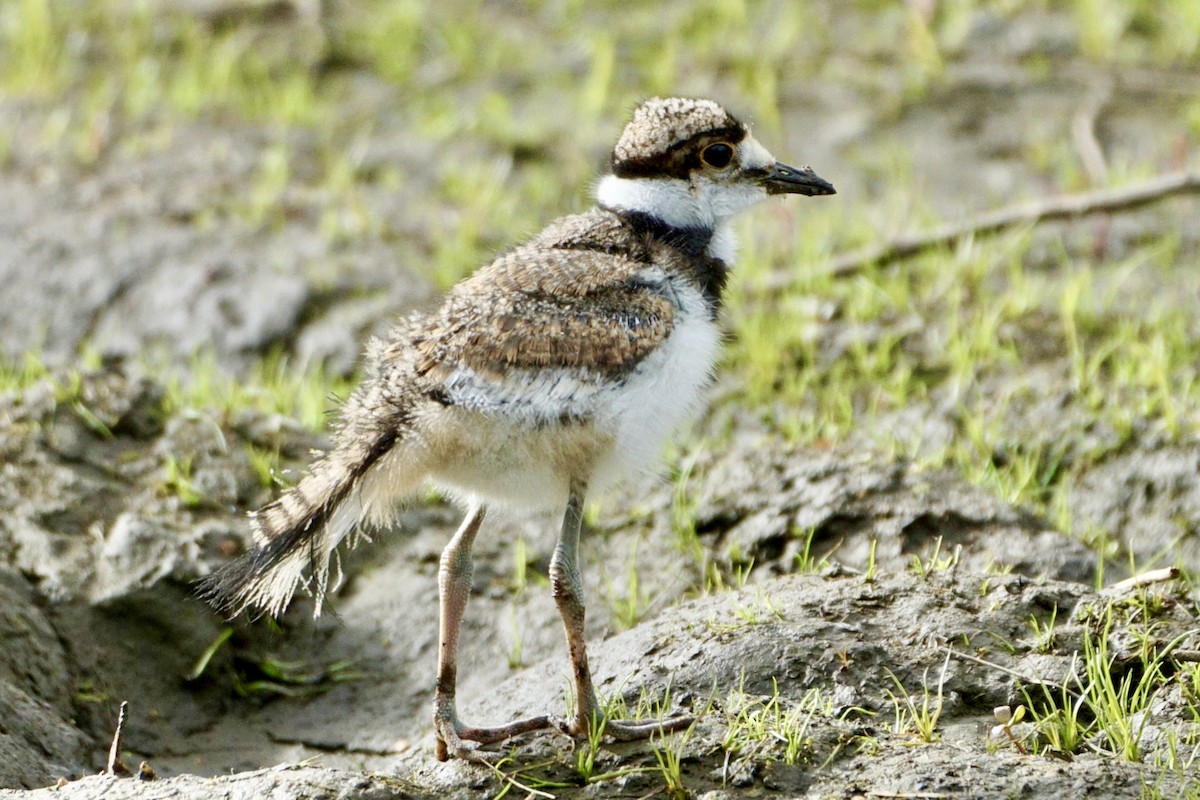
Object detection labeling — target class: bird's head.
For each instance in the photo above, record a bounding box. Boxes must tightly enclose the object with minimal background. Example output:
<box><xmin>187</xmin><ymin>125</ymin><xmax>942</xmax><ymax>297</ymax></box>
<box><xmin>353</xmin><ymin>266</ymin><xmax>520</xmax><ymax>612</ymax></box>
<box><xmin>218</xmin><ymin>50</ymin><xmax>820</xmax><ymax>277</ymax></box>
<box><xmin>596</xmin><ymin>97</ymin><xmax>834</xmax><ymax>231</ymax></box>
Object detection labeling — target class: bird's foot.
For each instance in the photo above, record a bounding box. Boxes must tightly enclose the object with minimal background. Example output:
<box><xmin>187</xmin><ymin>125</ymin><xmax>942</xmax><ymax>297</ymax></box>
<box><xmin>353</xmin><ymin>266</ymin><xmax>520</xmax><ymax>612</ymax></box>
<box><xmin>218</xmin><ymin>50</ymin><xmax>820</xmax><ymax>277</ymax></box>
<box><xmin>434</xmin><ymin>713</ymin><xmax>556</xmax><ymax>762</ymax></box>
<box><xmin>553</xmin><ymin>713</ymin><xmax>694</xmax><ymax>742</ymax></box>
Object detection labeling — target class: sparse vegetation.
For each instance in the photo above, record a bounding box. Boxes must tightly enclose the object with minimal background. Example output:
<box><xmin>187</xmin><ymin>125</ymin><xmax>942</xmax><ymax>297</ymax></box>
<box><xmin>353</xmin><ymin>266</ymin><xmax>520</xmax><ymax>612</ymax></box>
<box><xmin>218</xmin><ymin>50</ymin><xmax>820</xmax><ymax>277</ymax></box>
<box><xmin>1028</xmin><ymin>607</ymin><xmax>1059</xmax><ymax>654</ymax></box>
<box><xmin>165</xmin><ymin>350</ymin><xmax>355</xmax><ymax>431</ymax></box>
<box><xmin>722</xmin><ymin>680</ymin><xmax>834</xmax><ymax>767</ymax></box>
<box><xmin>573</xmin><ymin>713</ymin><xmax>606</xmax><ymax>784</ymax></box>
<box><xmin>0</xmin><ymin>351</ymin><xmax>48</xmax><ymax>394</ymax></box>
<box><xmin>886</xmin><ymin>655</ymin><xmax>950</xmax><ymax>744</ymax></box>
<box><xmin>1017</xmin><ymin>593</ymin><xmax>1200</xmax><ymax>776</ymax></box>
<box><xmin>601</xmin><ymin>538</ymin><xmax>655</xmax><ymax>630</ymax></box>
<box><xmin>908</xmin><ymin>536</ymin><xmax>961</xmax><ymax>579</ymax></box>
<box><xmin>793</xmin><ymin>526</ymin><xmax>830</xmax><ymax>574</ymax></box>
<box><xmin>650</xmin><ymin>723</ymin><xmax>692</xmax><ymax>800</ymax></box>
<box><xmin>230</xmin><ymin>654</ymin><xmax>363</xmax><ymax>700</ymax></box>
<box><xmin>702</xmin><ymin>587</ymin><xmax>785</xmax><ymax>635</ymax></box>
<box><xmin>160</xmin><ymin>454</ymin><xmax>203</xmax><ymax>508</ymax></box>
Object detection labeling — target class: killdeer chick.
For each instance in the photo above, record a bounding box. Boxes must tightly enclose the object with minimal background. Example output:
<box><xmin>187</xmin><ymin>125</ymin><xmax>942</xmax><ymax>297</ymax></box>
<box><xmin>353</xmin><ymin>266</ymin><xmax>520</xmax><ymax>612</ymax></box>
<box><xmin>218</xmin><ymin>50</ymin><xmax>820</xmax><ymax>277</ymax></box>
<box><xmin>203</xmin><ymin>97</ymin><xmax>834</xmax><ymax>761</ymax></box>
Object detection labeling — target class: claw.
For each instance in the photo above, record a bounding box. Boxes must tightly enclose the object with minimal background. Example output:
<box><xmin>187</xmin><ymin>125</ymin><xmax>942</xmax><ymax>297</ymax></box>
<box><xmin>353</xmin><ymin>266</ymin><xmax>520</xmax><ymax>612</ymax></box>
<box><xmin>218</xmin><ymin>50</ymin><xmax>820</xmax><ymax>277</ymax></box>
<box><xmin>435</xmin><ymin>719</ymin><xmax>487</xmax><ymax>763</ymax></box>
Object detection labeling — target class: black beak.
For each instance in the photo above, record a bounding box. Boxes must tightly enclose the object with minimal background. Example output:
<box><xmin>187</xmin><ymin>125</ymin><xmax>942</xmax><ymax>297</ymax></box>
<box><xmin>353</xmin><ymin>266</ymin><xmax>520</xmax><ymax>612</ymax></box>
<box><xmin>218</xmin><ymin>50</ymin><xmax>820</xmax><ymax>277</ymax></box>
<box><xmin>762</xmin><ymin>161</ymin><xmax>836</xmax><ymax>196</ymax></box>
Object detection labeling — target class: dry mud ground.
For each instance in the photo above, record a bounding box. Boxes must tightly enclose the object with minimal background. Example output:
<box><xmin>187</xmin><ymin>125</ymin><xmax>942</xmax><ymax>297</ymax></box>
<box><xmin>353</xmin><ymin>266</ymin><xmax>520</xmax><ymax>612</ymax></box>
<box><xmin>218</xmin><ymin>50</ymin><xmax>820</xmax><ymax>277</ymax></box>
<box><xmin>0</xmin><ymin>371</ymin><xmax>1197</xmax><ymax>799</ymax></box>
<box><xmin>2</xmin><ymin>2</ymin><xmax>1200</xmax><ymax>799</ymax></box>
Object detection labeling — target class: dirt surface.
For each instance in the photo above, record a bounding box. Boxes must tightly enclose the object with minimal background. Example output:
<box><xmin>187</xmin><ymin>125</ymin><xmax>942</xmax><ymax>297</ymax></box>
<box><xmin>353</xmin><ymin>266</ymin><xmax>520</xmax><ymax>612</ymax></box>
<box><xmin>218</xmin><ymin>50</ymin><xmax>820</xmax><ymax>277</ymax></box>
<box><xmin>1</xmin><ymin>369</ymin><xmax>1198</xmax><ymax>798</ymax></box>
<box><xmin>2</xmin><ymin>1</ymin><xmax>1200</xmax><ymax>798</ymax></box>
<box><xmin>0</xmin><ymin>119</ymin><xmax>435</xmax><ymax>375</ymax></box>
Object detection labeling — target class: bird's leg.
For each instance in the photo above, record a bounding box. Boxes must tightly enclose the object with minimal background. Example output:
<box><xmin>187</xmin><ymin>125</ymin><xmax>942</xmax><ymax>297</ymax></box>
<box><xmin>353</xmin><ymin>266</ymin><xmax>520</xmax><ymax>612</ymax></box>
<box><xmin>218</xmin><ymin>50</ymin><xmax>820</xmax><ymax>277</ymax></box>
<box><xmin>433</xmin><ymin>503</ymin><xmax>552</xmax><ymax>761</ymax></box>
<box><xmin>549</xmin><ymin>481</ymin><xmax>692</xmax><ymax>741</ymax></box>
<box><xmin>548</xmin><ymin>484</ymin><xmax>600</xmax><ymax>729</ymax></box>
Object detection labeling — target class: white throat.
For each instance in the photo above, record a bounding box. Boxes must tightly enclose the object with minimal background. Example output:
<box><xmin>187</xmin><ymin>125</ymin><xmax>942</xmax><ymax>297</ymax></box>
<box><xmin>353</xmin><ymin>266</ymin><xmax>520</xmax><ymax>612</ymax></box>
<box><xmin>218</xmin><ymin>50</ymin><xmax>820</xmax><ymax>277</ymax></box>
<box><xmin>708</xmin><ymin>223</ymin><xmax>739</xmax><ymax>264</ymax></box>
<box><xmin>597</xmin><ymin>174</ymin><xmax>715</xmax><ymax>229</ymax></box>
<box><xmin>596</xmin><ymin>175</ymin><xmax>760</xmax><ymax>264</ymax></box>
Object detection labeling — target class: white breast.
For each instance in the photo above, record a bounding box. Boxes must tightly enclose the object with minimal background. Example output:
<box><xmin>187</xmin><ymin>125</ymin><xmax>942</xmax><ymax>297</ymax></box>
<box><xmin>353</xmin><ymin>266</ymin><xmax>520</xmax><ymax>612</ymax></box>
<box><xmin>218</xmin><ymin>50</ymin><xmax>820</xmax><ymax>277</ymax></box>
<box><xmin>424</xmin><ymin>281</ymin><xmax>721</xmax><ymax>508</ymax></box>
<box><xmin>590</xmin><ymin>282</ymin><xmax>721</xmax><ymax>491</ymax></box>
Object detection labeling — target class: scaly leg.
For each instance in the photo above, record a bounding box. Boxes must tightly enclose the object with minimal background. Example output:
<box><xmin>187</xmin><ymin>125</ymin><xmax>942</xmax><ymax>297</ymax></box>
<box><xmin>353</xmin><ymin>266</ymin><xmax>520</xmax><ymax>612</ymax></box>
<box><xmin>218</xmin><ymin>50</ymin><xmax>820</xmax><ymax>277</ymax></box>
<box><xmin>433</xmin><ymin>503</ymin><xmax>552</xmax><ymax>761</ymax></box>
<box><xmin>549</xmin><ymin>481</ymin><xmax>692</xmax><ymax>741</ymax></box>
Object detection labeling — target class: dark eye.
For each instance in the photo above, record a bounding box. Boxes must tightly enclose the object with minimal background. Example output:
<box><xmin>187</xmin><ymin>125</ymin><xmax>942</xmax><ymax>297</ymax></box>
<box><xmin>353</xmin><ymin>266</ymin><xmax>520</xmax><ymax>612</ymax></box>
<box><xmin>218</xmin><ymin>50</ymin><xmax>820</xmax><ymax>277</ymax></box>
<box><xmin>700</xmin><ymin>143</ymin><xmax>734</xmax><ymax>169</ymax></box>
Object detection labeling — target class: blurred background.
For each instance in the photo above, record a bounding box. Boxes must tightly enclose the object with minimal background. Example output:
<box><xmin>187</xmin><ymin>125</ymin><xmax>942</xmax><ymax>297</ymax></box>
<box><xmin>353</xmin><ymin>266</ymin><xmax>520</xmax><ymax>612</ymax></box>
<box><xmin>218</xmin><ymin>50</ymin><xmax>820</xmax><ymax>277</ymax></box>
<box><xmin>2</xmin><ymin>0</ymin><xmax>1199</xmax><ymax>585</ymax></box>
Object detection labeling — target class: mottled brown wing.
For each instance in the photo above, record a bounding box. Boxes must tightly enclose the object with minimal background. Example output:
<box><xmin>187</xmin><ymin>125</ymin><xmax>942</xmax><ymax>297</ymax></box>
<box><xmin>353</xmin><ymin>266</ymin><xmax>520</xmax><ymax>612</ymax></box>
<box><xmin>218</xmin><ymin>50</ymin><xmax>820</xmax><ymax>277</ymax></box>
<box><xmin>409</xmin><ymin>247</ymin><xmax>677</xmax><ymax>382</ymax></box>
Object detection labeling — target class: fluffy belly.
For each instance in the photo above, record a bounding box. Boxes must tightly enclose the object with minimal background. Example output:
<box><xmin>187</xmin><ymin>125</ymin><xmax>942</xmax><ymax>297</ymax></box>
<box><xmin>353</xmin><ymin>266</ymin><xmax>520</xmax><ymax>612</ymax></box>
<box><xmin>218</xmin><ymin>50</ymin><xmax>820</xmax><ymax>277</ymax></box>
<box><xmin>592</xmin><ymin>307</ymin><xmax>721</xmax><ymax>490</ymax></box>
<box><xmin>426</xmin><ymin>411</ymin><xmax>612</xmax><ymax>509</ymax></box>
<box><xmin>424</xmin><ymin>295</ymin><xmax>722</xmax><ymax>508</ymax></box>
<box><xmin>427</xmin><ymin>311</ymin><xmax>715</xmax><ymax>506</ymax></box>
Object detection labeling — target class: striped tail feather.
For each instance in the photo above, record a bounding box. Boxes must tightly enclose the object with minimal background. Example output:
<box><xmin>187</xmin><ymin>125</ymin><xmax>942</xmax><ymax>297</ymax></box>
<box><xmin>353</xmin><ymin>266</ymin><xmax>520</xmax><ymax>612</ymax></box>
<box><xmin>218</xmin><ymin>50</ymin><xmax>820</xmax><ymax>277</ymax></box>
<box><xmin>198</xmin><ymin>423</ymin><xmax>401</xmax><ymax>619</ymax></box>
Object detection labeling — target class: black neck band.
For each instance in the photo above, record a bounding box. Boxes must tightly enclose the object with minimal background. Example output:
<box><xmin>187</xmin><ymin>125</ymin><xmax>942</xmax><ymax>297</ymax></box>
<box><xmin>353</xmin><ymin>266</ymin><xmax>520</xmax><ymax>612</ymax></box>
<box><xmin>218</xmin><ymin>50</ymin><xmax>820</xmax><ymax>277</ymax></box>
<box><xmin>610</xmin><ymin>209</ymin><xmax>728</xmax><ymax>311</ymax></box>
<box><xmin>614</xmin><ymin>210</ymin><xmax>714</xmax><ymax>259</ymax></box>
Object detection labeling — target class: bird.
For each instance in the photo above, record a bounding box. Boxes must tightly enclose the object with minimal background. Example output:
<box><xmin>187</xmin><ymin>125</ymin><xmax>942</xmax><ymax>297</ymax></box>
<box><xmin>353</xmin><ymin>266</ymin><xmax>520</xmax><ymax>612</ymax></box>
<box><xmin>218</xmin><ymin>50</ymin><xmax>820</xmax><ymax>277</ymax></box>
<box><xmin>201</xmin><ymin>97</ymin><xmax>835</xmax><ymax>761</ymax></box>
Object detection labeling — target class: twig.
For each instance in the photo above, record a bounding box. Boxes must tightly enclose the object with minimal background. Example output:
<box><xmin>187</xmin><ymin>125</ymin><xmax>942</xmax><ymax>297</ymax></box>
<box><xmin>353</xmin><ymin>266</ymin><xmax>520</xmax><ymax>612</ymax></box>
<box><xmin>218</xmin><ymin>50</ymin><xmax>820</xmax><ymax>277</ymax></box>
<box><xmin>1104</xmin><ymin>567</ymin><xmax>1180</xmax><ymax>595</ymax></box>
<box><xmin>481</xmin><ymin>755</ymin><xmax>565</xmax><ymax>800</ymax></box>
<box><xmin>1071</xmin><ymin>78</ymin><xmax>1113</xmax><ymax>186</ymax></box>
<box><xmin>1171</xmin><ymin>649</ymin><xmax>1200</xmax><ymax>663</ymax></box>
<box><xmin>489</xmin><ymin>766</ymin><xmax>557</xmax><ymax>800</ymax></box>
<box><xmin>763</xmin><ymin>170</ymin><xmax>1200</xmax><ymax>289</ymax></box>
<box><xmin>943</xmin><ymin>647</ymin><xmax>1081</xmax><ymax>699</ymax></box>
<box><xmin>106</xmin><ymin>701</ymin><xmax>128</xmax><ymax>776</ymax></box>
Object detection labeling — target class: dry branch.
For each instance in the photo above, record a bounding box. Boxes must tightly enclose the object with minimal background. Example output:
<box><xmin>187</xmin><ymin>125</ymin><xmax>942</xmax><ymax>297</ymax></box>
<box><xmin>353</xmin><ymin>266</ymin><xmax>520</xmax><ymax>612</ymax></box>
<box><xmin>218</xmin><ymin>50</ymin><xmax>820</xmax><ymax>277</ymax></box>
<box><xmin>1104</xmin><ymin>566</ymin><xmax>1180</xmax><ymax>595</ymax></box>
<box><xmin>764</xmin><ymin>170</ymin><xmax>1200</xmax><ymax>291</ymax></box>
<box><xmin>105</xmin><ymin>701</ymin><xmax>129</xmax><ymax>776</ymax></box>
<box><xmin>1171</xmin><ymin>649</ymin><xmax>1200</xmax><ymax>664</ymax></box>
<box><xmin>944</xmin><ymin>647</ymin><xmax>1081</xmax><ymax>698</ymax></box>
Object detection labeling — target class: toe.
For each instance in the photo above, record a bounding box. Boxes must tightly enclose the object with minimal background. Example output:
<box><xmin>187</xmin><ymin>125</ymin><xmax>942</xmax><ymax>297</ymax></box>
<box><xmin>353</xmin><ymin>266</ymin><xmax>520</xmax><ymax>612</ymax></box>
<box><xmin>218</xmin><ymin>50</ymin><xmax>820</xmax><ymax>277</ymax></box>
<box><xmin>603</xmin><ymin>714</ymin><xmax>695</xmax><ymax>742</ymax></box>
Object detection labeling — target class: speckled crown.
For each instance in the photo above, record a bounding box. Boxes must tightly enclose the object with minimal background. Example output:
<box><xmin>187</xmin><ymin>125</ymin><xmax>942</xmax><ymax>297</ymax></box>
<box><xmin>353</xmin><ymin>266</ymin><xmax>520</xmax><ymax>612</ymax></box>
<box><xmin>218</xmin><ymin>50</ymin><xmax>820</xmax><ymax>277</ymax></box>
<box><xmin>611</xmin><ymin>98</ymin><xmax>746</xmax><ymax>177</ymax></box>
